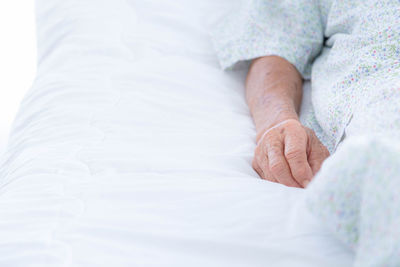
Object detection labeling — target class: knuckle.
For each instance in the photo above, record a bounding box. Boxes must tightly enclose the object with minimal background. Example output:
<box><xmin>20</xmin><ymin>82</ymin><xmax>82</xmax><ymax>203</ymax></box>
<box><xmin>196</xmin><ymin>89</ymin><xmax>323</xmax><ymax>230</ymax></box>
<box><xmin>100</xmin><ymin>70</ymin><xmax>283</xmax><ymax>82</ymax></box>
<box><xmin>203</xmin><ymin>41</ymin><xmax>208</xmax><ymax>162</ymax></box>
<box><xmin>293</xmin><ymin>166</ymin><xmax>309</xmax><ymax>179</ymax></box>
<box><xmin>255</xmin><ymin>143</ymin><xmax>263</xmax><ymax>154</ymax></box>
<box><xmin>285</xmin><ymin>148</ymin><xmax>303</xmax><ymax>160</ymax></box>
<box><xmin>268</xmin><ymin>146</ymin><xmax>281</xmax><ymax>158</ymax></box>
<box><xmin>264</xmin><ymin>132</ymin><xmax>278</xmax><ymax>144</ymax></box>
<box><xmin>269</xmin><ymin>161</ymin><xmax>285</xmax><ymax>175</ymax></box>
<box><xmin>266</xmin><ymin>135</ymin><xmax>282</xmax><ymax>147</ymax></box>
<box><xmin>255</xmin><ymin>144</ymin><xmax>267</xmax><ymax>157</ymax></box>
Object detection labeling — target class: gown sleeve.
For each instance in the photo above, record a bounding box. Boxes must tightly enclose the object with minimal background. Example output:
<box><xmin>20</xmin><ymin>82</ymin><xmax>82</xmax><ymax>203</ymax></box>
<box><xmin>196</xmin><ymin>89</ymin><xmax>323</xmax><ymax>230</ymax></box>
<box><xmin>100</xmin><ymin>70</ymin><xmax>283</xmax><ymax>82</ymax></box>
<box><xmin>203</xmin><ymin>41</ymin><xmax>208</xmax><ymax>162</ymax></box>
<box><xmin>211</xmin><ymin>0</ymin><xmax>324</xmax><ymax>79</ymax></box>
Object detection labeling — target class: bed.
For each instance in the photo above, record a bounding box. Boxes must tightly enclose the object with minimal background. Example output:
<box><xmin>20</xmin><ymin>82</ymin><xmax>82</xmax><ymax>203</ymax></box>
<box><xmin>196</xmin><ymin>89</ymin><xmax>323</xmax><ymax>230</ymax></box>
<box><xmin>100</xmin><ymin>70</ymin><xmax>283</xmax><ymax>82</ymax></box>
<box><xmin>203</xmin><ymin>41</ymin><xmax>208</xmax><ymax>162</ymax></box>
<box><xmin>0</xmin><ymin>0</ymin><xmax>354</xmax><ymax>266</ymax></box>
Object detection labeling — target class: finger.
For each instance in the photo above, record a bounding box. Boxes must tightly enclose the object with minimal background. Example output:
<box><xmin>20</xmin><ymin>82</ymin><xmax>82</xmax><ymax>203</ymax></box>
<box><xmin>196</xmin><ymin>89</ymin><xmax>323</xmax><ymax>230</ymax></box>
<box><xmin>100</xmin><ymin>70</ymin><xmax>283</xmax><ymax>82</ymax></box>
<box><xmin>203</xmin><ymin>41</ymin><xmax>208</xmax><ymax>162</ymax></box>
<box><xmin>308</xmin><ymin>133</ymin><xmax>330</xmax><ymax>175</ymax></box>
<box><xmin>254</xmin><ymin>148</ymin><xmax>277</xmax><ymax>182</ymax></box>
<box><xmin>258</xmin><ymin>151</ymin><xmax>278</xmax><ymax>183</ymax></box>
<box><xmin>284</xmin><ymin>131</ymin><xmax>313</xmax><ymax>188</ymax></box>
<box><xmin>252</xmin><ymin>159</ymin><xmax>265</xmax><ymax>179</ymax></box>
<box><xmin>266</xmin><ymin>138</ymin><xmax>301</xmax><ymax>188</ymax></box>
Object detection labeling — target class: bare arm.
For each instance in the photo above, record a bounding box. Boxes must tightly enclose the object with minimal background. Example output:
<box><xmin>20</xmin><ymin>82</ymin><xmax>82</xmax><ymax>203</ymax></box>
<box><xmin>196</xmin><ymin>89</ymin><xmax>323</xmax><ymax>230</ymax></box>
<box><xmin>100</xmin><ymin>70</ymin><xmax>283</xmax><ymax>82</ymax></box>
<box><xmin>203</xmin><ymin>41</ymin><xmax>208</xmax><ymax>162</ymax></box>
<box><xmin>247</xmin><ymin>56</ymin><xmax>329</xmax><ymax>188</ymax></box>
<box><xmin>246</xmin><ymin>56</ymin><xmax>302</xmax><ymax>141</ymax></box>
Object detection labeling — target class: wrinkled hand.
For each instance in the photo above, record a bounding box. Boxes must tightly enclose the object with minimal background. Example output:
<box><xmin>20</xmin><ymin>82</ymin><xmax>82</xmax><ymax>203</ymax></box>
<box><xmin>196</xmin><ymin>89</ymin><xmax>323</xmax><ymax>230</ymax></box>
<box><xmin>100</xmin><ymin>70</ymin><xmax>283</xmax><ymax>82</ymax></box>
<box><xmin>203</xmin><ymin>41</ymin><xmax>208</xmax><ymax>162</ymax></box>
<box><xmin>253</xmin><ymin>119</ymin><xmax>330</xmax><ymax>188</ymax></box>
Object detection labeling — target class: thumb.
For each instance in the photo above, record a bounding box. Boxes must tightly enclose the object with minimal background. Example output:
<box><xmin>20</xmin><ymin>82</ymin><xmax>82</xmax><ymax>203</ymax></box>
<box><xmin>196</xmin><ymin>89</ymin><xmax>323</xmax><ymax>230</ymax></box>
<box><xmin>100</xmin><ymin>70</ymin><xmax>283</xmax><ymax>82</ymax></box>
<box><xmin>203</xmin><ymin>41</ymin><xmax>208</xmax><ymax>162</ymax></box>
<box><xmin>308</xmin><ymin>133</ymin><xmax>330</xmax><ymax>175</ymax></box>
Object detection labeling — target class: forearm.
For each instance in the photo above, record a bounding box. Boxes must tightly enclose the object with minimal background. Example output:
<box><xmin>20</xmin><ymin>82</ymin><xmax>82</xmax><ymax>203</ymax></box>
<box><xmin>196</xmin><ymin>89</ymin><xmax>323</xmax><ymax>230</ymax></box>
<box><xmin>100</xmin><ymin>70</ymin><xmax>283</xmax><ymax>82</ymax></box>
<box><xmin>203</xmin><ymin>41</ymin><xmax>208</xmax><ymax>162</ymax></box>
<box><xmin>245</xmin><ymin>56</ymin><xmax>303</xmax><ymax>142</ymax></box>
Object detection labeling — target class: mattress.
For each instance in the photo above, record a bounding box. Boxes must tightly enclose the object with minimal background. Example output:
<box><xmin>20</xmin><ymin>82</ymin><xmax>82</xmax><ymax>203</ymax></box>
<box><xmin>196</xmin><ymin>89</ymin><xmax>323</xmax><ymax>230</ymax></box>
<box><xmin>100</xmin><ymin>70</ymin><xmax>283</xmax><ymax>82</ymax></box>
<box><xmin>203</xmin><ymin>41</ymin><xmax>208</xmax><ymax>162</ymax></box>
<box><xmin>0</xmin><ymin>0</ymin><xmax>354</xmax><ymax>266</ymax></box>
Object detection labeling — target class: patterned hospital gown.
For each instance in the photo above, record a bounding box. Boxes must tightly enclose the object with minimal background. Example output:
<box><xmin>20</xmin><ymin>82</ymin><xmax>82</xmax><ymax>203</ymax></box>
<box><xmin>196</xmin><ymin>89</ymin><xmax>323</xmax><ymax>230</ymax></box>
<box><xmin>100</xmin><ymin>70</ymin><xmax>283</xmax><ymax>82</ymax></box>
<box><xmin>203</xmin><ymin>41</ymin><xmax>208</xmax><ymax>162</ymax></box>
<box><xmin>212</xmin><ymin>0</ymin><xmax>400</xmax><ymax>266</ymax></box>
<box><xmin>212</xmin><ymin>0</ymin><xmax>400</xmax><ymax>151</ymax></box>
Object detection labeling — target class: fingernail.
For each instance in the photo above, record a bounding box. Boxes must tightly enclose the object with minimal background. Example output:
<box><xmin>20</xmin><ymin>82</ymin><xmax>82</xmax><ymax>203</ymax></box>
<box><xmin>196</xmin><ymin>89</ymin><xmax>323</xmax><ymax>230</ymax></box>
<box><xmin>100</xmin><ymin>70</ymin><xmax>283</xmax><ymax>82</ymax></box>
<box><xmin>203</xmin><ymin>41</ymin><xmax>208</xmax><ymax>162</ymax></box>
<box><xmin>302</xmin><ymin>180</ymin><xmax>310</xmax><ymax>188</ymax></box>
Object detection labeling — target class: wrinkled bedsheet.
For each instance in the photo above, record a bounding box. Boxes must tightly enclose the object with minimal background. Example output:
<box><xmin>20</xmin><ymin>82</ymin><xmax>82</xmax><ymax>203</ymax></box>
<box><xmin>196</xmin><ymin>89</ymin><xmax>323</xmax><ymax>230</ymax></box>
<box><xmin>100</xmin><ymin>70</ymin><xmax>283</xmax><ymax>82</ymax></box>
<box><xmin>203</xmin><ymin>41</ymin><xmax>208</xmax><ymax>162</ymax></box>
<box><xmin>0</xmin><ymin>1</ymin><xmax>353</xmax><ymax>266</ymax></box>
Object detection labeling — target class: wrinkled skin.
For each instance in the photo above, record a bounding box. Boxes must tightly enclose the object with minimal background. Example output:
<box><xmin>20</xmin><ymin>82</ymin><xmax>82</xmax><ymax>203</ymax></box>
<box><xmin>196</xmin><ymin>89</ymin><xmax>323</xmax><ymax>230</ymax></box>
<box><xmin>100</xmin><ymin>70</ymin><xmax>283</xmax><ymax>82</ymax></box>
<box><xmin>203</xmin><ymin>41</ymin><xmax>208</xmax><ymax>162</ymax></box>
<box><xmin>252</xmin><ymin>119</ymin><xmax>329</xmax><ymax>188</ymax></box>
<box><xmin>246</xmin><ymin>56</ymin><xmax>329</xmax><ymax>188</ymax></box>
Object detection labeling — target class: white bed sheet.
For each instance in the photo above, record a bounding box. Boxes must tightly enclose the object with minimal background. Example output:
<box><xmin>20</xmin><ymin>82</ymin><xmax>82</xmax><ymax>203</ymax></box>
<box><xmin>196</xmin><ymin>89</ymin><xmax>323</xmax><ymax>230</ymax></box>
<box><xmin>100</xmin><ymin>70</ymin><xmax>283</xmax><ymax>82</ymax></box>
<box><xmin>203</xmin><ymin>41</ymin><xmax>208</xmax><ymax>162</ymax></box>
<box><xmin>0</xmin><ymin>0</ymin><xmax>354</xmax><ymax>266</ymax></box>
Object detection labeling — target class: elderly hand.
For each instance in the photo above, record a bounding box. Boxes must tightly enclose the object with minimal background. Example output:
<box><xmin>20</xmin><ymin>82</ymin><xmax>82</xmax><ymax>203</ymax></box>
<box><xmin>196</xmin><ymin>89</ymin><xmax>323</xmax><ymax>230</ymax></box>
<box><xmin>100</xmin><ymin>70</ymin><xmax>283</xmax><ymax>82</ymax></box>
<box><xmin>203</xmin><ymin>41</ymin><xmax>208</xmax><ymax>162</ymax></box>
<box><xmin>252</xmin><ymin>119</ymin><xmax>330</xmax><ymax>188</ymax></box>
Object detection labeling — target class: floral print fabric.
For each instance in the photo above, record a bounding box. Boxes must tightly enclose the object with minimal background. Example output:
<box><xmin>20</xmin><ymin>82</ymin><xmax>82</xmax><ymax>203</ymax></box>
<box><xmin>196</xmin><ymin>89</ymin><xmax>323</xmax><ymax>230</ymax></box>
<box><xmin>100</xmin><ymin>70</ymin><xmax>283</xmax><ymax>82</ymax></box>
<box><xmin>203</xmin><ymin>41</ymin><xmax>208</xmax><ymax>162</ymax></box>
<box><xmin>213</xmin><ymin>0</ymin><xmax>400</xmax><ymax>265</ymax></box>
<box><xmin>306</xmin><ymin>136</ymin><xmax>400</xmax><ymax>266</ymax></box>
<box><xmin>212</xmin><ymin>0</ymin><xmax>400</xmax><ymax>152</ymax></box>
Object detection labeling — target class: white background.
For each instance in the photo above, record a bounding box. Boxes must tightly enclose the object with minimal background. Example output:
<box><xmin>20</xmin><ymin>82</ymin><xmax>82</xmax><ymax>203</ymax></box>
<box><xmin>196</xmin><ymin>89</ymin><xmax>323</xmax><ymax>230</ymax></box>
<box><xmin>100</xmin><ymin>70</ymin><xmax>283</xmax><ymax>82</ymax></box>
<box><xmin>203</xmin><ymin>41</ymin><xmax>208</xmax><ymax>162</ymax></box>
<box><xmin>0</xmin><ymin>1</ymin><xmax>36</xmax><ymax>154</ymax></box>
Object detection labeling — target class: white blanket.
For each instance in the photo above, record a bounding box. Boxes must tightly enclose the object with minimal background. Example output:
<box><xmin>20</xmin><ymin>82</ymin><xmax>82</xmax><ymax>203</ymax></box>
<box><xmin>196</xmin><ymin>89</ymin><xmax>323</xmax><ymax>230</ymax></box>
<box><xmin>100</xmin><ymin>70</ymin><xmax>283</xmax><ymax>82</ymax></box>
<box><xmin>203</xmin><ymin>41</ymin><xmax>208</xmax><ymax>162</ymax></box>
<box><xmin>0</xmin><ymin>1</ymin><xmax>353</xmax><ymax>266</ymax></box>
